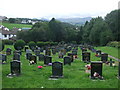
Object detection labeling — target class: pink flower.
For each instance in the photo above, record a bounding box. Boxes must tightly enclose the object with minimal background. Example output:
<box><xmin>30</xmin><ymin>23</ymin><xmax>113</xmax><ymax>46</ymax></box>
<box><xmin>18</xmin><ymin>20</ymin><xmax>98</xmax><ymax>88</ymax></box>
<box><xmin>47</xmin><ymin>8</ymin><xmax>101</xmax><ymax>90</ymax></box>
<box><xmin>38</xmin><ymin>66</ymin><xmax>43</xmax><ymax>69</ymax></box>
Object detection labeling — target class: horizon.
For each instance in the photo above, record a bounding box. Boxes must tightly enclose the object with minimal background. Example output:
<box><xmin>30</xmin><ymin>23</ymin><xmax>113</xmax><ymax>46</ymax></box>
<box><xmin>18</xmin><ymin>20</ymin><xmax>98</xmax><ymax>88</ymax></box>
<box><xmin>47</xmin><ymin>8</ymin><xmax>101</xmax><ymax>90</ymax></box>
<box><xmin>0</xmin><ymin>0</ymin><xmax>119</xmax><ymax>19</ymax></box>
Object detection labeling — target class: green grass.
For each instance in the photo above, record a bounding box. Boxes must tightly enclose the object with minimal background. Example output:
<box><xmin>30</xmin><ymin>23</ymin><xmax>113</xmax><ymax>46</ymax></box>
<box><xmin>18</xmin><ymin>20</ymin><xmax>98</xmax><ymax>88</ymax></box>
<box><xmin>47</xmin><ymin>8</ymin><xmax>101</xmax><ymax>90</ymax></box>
<box><xmin>2</xmin><ymin>45</ymin><xmax>120</xmax><ymax>88</ymax></box>
<box><xmin>95</xmin><ymin>46</ymin><xmax>120</xmax><ymax>59</ymax></box>
<box><xmin>1</xmin><ymin>22</ymin><xmax>32</xmax><ymax>29</ymax></box>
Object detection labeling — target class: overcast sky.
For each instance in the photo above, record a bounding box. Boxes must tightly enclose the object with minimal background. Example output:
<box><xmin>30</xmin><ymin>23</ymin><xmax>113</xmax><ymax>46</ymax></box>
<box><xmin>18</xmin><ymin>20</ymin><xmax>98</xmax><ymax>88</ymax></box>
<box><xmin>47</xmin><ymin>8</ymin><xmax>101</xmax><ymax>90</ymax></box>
<box><xmin>0</xmin><ymin>0</ymin><xmax>119</xmax><ymax>19</ymax></box>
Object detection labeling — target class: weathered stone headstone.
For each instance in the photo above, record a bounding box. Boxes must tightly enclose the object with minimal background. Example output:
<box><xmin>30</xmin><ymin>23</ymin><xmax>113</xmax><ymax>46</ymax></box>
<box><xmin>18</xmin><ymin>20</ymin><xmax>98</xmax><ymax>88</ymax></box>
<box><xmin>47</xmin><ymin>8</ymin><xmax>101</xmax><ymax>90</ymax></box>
<box><xmin>10</xmin><ymin>60</ymin><xmax>21</xmax><ymax>75</ymax></box>
<box><xmin>90</xmin><ymin>61</ymin><xmax>103</xmax><ymax>79</ymax></box>
<box><xmin>50</xmin><ymin>62</ymin><xmax>63</xmax><ymax>78</ymax></box>
<box><xmin>29</xmin><ymin>55</ymin><xmax>37</xmax><ymax>64</ymax></box>
<box><xmin>2</xmin><ymin>54</ymin><xmax>7</xmax><ymax>64</ymax></box>
<box><xmin>82</xmin><ymin>52</ymin><xmax>91</xmax><ymax>63</ymax></box>
<box><xmin>81</xmin><ymin>48</ymin><xmax>87</xmax><ymax>53</ymax></box>
<box><xmin>26</xmin><ymin>53</ymin><xmax>32</xmax><ymax>60</ymax></box>
<box><xmin>58</xmin><ymin>51</ymin><xmax>64</xmax><ymax>58</ymax></box>
<box><xmin>38</xmin><ymin>54</ymin><xmax>44</xmax><ymax>61</ymax></box>
<box><xmin>64</xmin><ymin>56</ymin><xmax>71</xmax><ymax>65</ymax></box>
<box><xmin>13</xmin><ymin>50</ymin><xmax>22</xmax><ymax>55</ymax></box>
<box><xmin>44</xmin><ymin>55</ymin><xmax>52</xmax><ymax>65</ymax></box>
<box><xmin>6</xmin><ymin>48</ymin><xmax>12</xmax><ymax>55</ymax></box>
<box><xmin>45</xmin><ymin>49</ymin><xmax>51</xmax><ymax>56</ymax></box>
<box><xmin>101</xmin><ymin>53</ymin><xmax>108</xmax><ymax>63</ymax></box>
<box><xmin>26</xmin><ymin>49</ymin><xmax>32</xmax><ymax>54</ymax></box>
<box><xmin>13</xmin><ymin>53</ymin><xmax>20</xmax><ymax>61</ymax></box>
<box><xmin>52</xmin><ymin>48</ymin><xmax>56</xmax><ymax>55</ymax></box>
<box><xmin>34</xmin><ymin>50</ymin><xmax>40</xmax><ymax>56</ymax></box>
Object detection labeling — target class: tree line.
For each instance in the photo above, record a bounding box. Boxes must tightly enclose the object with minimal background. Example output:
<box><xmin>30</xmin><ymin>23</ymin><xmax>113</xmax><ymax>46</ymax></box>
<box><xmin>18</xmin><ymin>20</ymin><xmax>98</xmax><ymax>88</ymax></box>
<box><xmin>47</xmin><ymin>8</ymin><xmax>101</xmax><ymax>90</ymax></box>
<box><xmin>17</xmin><ymin>9</ymin><xmax>120</xmax><ymax>46</ymax></box>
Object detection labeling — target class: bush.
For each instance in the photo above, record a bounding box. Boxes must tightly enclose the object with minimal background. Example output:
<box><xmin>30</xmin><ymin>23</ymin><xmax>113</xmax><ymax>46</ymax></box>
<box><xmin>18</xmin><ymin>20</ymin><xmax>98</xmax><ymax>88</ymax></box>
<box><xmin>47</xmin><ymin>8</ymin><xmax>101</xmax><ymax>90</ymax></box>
<box><xmin>2</xmin><ymin>40</ymin><xmax>14</xmax><ymax>45</ymax></box>
<box><xmin>28</xmin><ymin>41</ymin><xmax>36</xmax><ymax>50</ymax></box>
<box><xmin>14</xmin><ymin>40</ymin><xmax>26</xmax><ymax>50</ymax></box>
<box><xmin>107</xmin><ymin>41</ymin><xmax>120</xmax><ymax>48</ymax></box>
<box><xmin>37</xmin><ymin>41</ymin><xmax>45</xmax><ymax>47</ymax></box>
<box><xmin>0</xmin><ymin>41</ymin><xmax>5</xmax><ymax>51</ymax></box>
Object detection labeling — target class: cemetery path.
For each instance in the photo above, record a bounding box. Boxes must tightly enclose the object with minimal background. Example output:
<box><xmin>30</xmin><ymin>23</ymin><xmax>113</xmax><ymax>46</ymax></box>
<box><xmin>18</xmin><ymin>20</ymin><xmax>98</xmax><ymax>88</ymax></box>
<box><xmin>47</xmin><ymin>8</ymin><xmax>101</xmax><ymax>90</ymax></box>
<box><xmin>108</xmin><ymin>55</ymin><xmax>120</xmax><ymax>62</ymax></box>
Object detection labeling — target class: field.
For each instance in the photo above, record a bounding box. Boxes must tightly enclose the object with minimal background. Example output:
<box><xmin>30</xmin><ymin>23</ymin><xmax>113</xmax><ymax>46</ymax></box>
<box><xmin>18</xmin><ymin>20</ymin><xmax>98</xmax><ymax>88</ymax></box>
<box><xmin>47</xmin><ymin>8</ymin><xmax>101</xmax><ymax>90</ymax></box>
<box><xmin>1</xmin><ymin>22</ymin><xmax>32</xmax><ymax>29</ymax></box>
<box><xmin>1</xmin><ymin>45</ymin><xmax>120</xmax><ymax>89</ymax></box>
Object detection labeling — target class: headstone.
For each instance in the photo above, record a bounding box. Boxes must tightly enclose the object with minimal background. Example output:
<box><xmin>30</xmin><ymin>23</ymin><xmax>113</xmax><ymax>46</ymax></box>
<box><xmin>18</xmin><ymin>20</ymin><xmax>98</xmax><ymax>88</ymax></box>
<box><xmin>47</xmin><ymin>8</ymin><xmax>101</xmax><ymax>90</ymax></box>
<box><xmin>29</xmin><ymin>55</ymin><xmax>37</xmax><ymax>64</ymax></box>
<box><xmin>101</xmin><ymin>53</ymin><xmax>108</xmax><ymax>63</ymax></box>
<box><xmin>118</xmin><ymin>62</ymin><xmax>120</xmax><ymax>79</ymax></box>
<box><xmin>50</xmin><ymin>62</ymin><xmax>63</xmax><ymax>78</ymax></box>
<box><xmin>45</xmin><ymin>49</ymin><xmax>51</xmax><ymax>56</ymax></box>
<box><xmin>13</xmin><ymin>50</ymin><xmax>22</xmax><ymax>55</ymax></box>
<box><xmin>109</xmin><ymin>59</ymin><xmax>114</xmax><ymax>67</ymax></box>
<box><xmin>24</xmin><ymin>46</ymin><xmax>29</xmax><ymax>52</ymax></box>
<box><xmin>6</xmin><ymin>48</ymin><xmax>12</xmax><ymax>55</ymax></box>
<box><xmin>38</xmin><ymin>54</ymin><xmax>44</xmax><ymax>61</ymax></box>
<box><xmin>26</xmin><ymin>53</ymin><xmax>32</xmax><ymax>60</ymax></box>
<box><xmin>26</xmin><ymin>49</ymin><xmax>32</xmax><ymax>54</ymax></box>
<box><xmin>90</xmin><ymin>61</ymin><xmax>103</xmax><ymax>79</ymax></box>
<box><xmin>2</xmin><ymin>54</ymin><xmax>7</xmax><ymax>64</ymax></box>
<box><xmin>96</xmin><ymin>50</ymin><xmax>101</xmax><ymax>57</ymax></box>
<box><xmin>58</xmin><ymin>51</ymin><xmax>64</xmax><ymax>58</ymax></box>
<box><xmin>34</xmin><ymin>50</ymin><xmax>40</xmax><ymax>56</ymax></box>
<box><xmin>10</xmin><ymin>60</ymin><xmax>21</xmax><ymax>75</ymax></box>
<box><xmin>68</xmin><ymin>53</ymin><xmax>74</xmax><ymax>62</ymax></box>
<box><xmin>52</xmin><ymin>48</ymin><xmax>56</xmax><ymax>55</ymax></box>
<box><xmin>82</xmin><ymin>52</ymin><xmax>91</xmax><ymax>63</ymax></box>
<box><xmin>13</xmin><ymin>53</ymin><xmax>20</xmax><ymax>61</ymax></box>
<box><xmin>81</xmin><ymin>48</ymin><xmax>87</xmax><ymax>53</ymax></box>
<box><xmin>64</xmin><ymin>56</ymin><xmax>71</xmax><ymax>65</ymax></box>
<box><xmin>44</xmin><ymin>55</ymin><xmax>52</xmax><ymax>65</ymax></box>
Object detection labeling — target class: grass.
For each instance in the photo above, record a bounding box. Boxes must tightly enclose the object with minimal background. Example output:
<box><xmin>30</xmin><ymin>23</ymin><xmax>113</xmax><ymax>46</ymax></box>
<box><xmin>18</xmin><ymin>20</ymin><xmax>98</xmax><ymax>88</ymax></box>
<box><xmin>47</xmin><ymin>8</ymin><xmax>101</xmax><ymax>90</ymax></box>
<box><xmin>1</xmin><ymin>22</ymin><xmax>32</xmax><ymax>29</ymax></box>
<box><xmin>2</xmin><ymin>45</ymin><xmax>120</xmax><ymax>88</ymax></box>
<box><xmin>95</xmin><ymin>46</ymin><xmax>120</xmax><ymax>59</ymax></box>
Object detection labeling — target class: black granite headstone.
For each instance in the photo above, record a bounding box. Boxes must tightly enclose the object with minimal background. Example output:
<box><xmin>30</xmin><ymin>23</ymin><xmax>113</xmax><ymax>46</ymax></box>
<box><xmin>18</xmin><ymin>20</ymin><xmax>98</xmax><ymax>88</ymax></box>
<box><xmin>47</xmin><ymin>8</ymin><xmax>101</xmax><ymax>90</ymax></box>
<box><xmin>82</xmin><ymin>52</ymin><xmax>90</xmax><ymax>63</ymax></box>
<box><xmin>44</xmin><ymin>55</ymin><xmax>52</xmax><ymax>65</ymax></box>
<box><xmin>6</xmin><ymin>48</ymin><xmax>12</xmax><ymax>55</ymax></box>
<box><xmin>26</xmin><ymin>53</ymin><xmax>32</xmax><ymax>60</ymax></box>
<box><xmin>91</xmin><ymin>61</ymin><xmax>103</xmax><ymax>79</ymax></box>
<box><xmin>68</xmin><ymin>53</ymin><xmax>74</xmax><ymax>62</ymax></box>
<box><xmin>101</xmin><ymin>53</ymin><xmax>108</xmax><ymax>63</ymax></box>
<box><xmin>64</xmin><ymin>56</ymin><xmax>71</xmax><ymax>65</ymax></box>
<box><xmin>96</xmin><ymin>50</ymin><xmax>101</xmax><ymax>57</ymax></box>
<box><xmin>29</xmin><ymin>55</ymin><xmax>37</xmax><ymax>64</ymax></box>
<box><xmin>50</xmin><ymin>62</ymin><xmax>63</xmax><ymax>78</ymax></box>
<box><xmin>38</xmin><ymin>54</ymin><xmax>44</xmax><ymax>61</ymax></box>
<box><xmin>10</xmin><ymin>60</ymin><xmax>21</xmax><ymax>75</ymax></box>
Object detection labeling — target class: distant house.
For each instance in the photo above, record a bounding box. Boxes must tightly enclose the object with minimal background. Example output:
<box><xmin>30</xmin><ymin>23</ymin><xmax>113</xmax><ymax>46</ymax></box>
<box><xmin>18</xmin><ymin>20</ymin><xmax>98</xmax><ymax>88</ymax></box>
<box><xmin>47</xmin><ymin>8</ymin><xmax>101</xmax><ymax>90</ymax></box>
<box><xmin>0</xmin><ymin>26</ymin><xmax>20</xmax><ymax>40</ymax></box>
<box><xmin>21</xmin><ymin>20</ymin><xmax>27</xmax><ymax>24</ymax></box>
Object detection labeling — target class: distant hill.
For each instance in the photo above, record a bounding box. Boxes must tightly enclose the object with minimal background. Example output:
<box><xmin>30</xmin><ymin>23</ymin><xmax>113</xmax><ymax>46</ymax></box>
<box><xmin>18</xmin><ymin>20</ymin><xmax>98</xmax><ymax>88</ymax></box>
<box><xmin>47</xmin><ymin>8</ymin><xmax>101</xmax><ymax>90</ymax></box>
<box><xmin>57</xmin><ymin>17</ymin><xmax>92</xmax><ymax>26</ymax></box>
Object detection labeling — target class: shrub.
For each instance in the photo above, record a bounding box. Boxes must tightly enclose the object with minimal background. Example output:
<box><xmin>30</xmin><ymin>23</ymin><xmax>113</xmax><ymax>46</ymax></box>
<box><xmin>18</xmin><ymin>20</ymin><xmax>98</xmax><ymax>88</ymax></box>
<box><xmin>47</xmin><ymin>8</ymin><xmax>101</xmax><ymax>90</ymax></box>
<box><xmin>107</xmin><ymin>41</ymin><xmax>120</xmax><ymax>48</ymax></box>
<box><xmin>14</xmin><ymin>40</ymin><xmax>26</xmax><ymax>50</ymax></box>
<box><xmin>2</xmin><ymin>40</ymin><xmax>14</xmax><ymax>45</ymax></box>
<box><xmin>28</xmin><ymin>41</ymin><xmax>36</xmax><ymax>50</ymax></box>
<box><xmin>37</xmin><ymin>41</ymin><xmax>45</xmax><ymax>47</ymax></box>
<box><xmin>0</xmin><ymin>41</ymin><xmax>5</xmax><ymax>51</ymax></box>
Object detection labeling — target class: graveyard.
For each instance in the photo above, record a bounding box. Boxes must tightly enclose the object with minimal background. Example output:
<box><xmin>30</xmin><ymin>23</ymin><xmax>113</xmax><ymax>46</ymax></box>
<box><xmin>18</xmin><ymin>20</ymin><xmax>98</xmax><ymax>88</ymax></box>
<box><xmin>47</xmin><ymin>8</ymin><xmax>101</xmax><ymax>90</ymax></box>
<box><xmin>1</xmin><ymin>44</ymin><xmax>120</xmax><ymax>88</ymax></box>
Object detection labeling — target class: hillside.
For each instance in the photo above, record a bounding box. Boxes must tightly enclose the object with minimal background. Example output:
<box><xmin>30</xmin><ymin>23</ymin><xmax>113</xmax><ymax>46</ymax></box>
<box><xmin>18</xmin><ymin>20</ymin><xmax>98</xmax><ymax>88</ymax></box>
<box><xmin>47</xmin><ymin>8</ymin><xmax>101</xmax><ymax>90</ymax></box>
<box><xmin>2</xmin><ymin>22</ymin><xmax>32</xmax><ymax>29</ymax></box>
<box><xmin>57</xmin><ymin>17</ymin><xmax>92</xmax><ymax>26</ymax></box>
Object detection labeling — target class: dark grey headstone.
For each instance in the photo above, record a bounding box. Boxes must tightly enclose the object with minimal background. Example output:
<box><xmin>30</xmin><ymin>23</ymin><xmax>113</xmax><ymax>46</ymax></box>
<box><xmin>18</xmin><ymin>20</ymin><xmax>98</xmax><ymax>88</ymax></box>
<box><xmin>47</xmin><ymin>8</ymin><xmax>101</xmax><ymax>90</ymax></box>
<box><xmin>68</xmin><ymin>53</ymin><xmax>74</xmax><ymax>62</ymax></box>
<box><xmin>13</xmin><ymin>50</ymin><xmax>22</xmax><ymax>55</ymax></box>
<box><xmin>24</xmin><ymin>46</ymin><xmax>29</xmax><ymax>52</ymax></box>
<box><xmin>26</xmin><ymin>53</ymin><xmax>32</xmax><ymax>60</ymax></box>
<box><xmin>91</xmin><ymin>61</ymin><xmax>103</xmax><ymax>79</ymax></box>
<box><xmin>82</xmin><ymin>52</ymin><xmax>90</xmax><ymax>63</ymax></box>
<box><xmin>13</xmin><ymin>53</ymin><xmax>20</xmax><ymax>61</ymax></box>
<box><xmin>38</xmin><ymin>54</ymin><xmax>44</xmax><ymax>61</ymax></box>
<box><xmin>81</xmin><ymin>48</ymin><xmax>87</xmax><ymax>53</ymax></box>
<box><xmin>44</xmin><ymin>55</ymin><xmax>52</xmax><ymax>65</ymax></box>
<box><xmin>50</xmin><ymin>62</ymin><xmax>63</xmax><ymax>78</ymax></box>
<box><xmin>96</xmin><ymin>50</ymin><xmax>101</xmax><ymax>57</ymax></box>
<box><xmin>2</xmin><ymin>54</ymin><xmax>7</xmax><ymax>64</ymax></box>
<box><xmin>101</xmin><ymin>53</ymin><xmax>108</xmax><ymax>63</ymax></box>
<box><xmin>10</xmin><ymin>60</ymin><xmax>21</xmax><ymax>75</ymax></box>
<box><xmin>64</xmin><ymin>56</ymin><xmax>71</xmax><ymax>65</ymax></box>
<box><xmin>72</xmin><ymin>50</ymin><xmax>77</xmax><ymax>55</ymax></box>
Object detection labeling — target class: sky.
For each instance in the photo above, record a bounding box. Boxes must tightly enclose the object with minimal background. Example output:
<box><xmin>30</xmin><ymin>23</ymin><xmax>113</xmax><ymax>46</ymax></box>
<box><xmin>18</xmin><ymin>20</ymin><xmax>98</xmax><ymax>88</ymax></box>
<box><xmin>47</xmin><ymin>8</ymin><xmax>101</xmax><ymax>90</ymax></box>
<box><xmin>0</xmin><ymin>0</ymin><xmax>119</xmax><ymax>19</ymax></box>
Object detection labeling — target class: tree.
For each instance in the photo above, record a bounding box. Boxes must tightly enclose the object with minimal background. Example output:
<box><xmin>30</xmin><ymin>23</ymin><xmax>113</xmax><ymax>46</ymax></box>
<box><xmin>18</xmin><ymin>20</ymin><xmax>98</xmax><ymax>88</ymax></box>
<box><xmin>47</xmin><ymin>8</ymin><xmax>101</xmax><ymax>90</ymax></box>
<box><xmin>9</xmin><ymin>18</ymin><xmax>16</xmax><ymax>23</ymax></box>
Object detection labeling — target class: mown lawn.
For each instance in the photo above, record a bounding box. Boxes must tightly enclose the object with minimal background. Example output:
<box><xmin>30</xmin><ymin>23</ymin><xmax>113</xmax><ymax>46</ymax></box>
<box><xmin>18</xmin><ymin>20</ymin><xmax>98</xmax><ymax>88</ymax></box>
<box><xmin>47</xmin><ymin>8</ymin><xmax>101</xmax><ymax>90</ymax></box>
<box><xmin>2</xmin><ymin>22</ymin><xmax>32</xmax><ymax>29</ymax></box>
<box><xmin>2</xmin><ymin>45</ymin><xmax>120</xmax><ymax>88</ymax></box>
